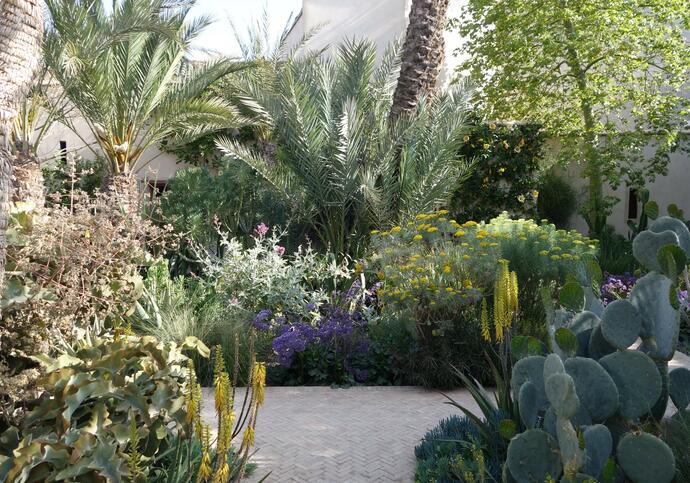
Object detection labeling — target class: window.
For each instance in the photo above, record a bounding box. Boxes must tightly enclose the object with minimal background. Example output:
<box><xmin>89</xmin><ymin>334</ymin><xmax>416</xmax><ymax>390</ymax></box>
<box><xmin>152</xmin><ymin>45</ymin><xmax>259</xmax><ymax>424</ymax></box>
<box><xmin>147</xmin><ymin>180</ymin><xmax>168</xmax><ymax>198</ymax></box>
<box><xmin>59</xmin><ymin>140</ymin><xmax>67</xmax><ymax>163</ymax></box>
<box><xmin>627</xmin><ymin>188</ymin><xmax>638</xmax><ymax>220</ymax></box>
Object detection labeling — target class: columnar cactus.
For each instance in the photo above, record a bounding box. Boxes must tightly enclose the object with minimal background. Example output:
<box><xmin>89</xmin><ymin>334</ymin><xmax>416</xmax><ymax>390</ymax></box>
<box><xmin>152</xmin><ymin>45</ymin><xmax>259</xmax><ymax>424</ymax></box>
<box><xmin>505</xmin><ymin>217</ymin><xmax>690</xmax><ymax>483</ymax></box>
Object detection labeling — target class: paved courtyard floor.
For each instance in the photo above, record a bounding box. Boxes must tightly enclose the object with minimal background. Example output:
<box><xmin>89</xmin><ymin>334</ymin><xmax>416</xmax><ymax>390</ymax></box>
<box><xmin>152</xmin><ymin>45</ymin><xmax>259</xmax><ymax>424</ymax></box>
<box><xmin>200</xmin><ymin>351</ymin><xmax>690</xmax><ymax>483</ymax></box>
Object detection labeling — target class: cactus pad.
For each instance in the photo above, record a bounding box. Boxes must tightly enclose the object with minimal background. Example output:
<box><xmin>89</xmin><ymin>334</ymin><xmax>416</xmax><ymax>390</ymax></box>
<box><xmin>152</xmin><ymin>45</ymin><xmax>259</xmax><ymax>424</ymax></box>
<box><xmin>556</xmin><ymin>417</ymin><xmax>583</xmax><ymax>472</ymax></box>
<box><xmin>650</xmin><ymin>216</ymin><xmax>690</xmax><ymax>256</ymax></box>
<box><xmin>582</xmin><ymin>424</ymin><xmax>612</xmax><ymax>479</ymax></box>
<box><xmin>545</xmin><ymin>372</ymin><xmax>580</xmax><ymax>419</ymax></box>
<box><xmin>544</xmin><ymin>353</ymin><xmax>565</xmax><ymax>380</ymax></box>
<box><xmin>600</xmin><ymin>299</ymin><xmax>642</xmax><ymax>350</ymax></box>
<box><xmin>512</xmin><ymin>356</ymin><xmax>547</xmax><ymax>408</ymax></box>
<box><xmin>564</xmin><ymin>357</ymin><xmax>619</xmax><ymax>422</ymax></box>
<box><xmin>506</xmin><ymin>429</ymin><xmax>562</xmax><ymax>483</ymax></box>
<box><xmin>588</xmin><ymin>325</ymin><xmax>616</xmax><ymax>360</ymax></box>
<box><xmin>632</xmin><ymin>229</ymin><xmax>679</xmax><ymax>272</ymax></box>
<box><xmin>630</xmin><ymin>272</ymin><xmax>680</xmax><ymax>360</ymax></box>
<box><xmin>519</xmin><ymin>381</ymin><xmax>540</xmax><ymax>429</ymax></box>
<box><xmin>559</xmin><ymin>474</ymin><xmax>598</xmax><ymax>483</ymax></box>
<box><xmin>617</xmin><ymin>432</ymin><xmax>676</xmax><ymax>483</ymax></box>
<box><xmin>669</xmin><ymin>367</ymin><xmax>690</xmax><ymax>410</ymax></box>
<box><xmin>599</xmin><ymin>350</ymin><xmax>662</xmax><ymax>420</ymax></box>
<box><xmin>570</xmin><ymin>311</ymin><xmax>600</xmax><ymax>334</ymax></box>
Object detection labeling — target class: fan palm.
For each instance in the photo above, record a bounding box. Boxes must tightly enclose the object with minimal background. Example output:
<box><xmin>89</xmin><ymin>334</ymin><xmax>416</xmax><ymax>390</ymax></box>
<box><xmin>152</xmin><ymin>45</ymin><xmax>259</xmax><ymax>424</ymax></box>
<box><xmin>218</xmin><ymin>40</ymin><xmax>473</xmax><ymax>257</ymax></box>
<box><xmin>43</xmin><ymin>0</ymin><xmax>247</xmax><ymax>209</ymax></box>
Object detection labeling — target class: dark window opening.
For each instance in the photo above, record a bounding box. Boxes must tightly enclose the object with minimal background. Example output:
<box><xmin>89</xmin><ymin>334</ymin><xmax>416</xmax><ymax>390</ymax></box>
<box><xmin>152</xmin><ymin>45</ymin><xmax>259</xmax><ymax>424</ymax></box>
<box><xmin>148</xmin><ymin>180</ymin><xmax>168</xmax><ymax>198</ymax></box>
<box><xmin>59</xmin><ymin>141</ymin><xmax>67</xmax><ymax>163</ymax></box>
<box><xmin>628</xmin><ymin>188</ymin><xmax>638</xmax><ymax>220</ymax></box>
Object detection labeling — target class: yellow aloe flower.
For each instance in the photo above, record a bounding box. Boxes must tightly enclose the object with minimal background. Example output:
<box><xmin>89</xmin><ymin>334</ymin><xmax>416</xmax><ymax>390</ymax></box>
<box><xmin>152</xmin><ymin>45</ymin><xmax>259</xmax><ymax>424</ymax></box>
<box><xmin>454</xmin><ymin>230</ymin><xmax>465</xmax><ymax>237</ymax></box>
<box><xmin>391</xmin><ymin>226</ymin><xmax>401</xmax><ymax>233</ymax></box>
<box><xmin>212</xmin><ymin>462</ymin><xmax>230</xmax><ymax>483</ymax></box>
<box><xmin>243</xmin><ymin>426</ymin><xmax>255</xmax><ymax>447</ymax></box>
<box><xmin>253</xmin><ymin>363</ymin><xmax>267</xmax><ymax>406</ymax></box>
<box><xmin>443</xmin><ymin>265</ymin><xmax>451</xmax><ymax>273</ymax></box>
<box><xmin>481</xmin><ymin>298</ymin><xmax>490</xmax><ymax>341</ymax></box>
<box><xmin>413</xmin><ymin>234</ymin><xmax>423</xmax><ymax>241</ymax></box>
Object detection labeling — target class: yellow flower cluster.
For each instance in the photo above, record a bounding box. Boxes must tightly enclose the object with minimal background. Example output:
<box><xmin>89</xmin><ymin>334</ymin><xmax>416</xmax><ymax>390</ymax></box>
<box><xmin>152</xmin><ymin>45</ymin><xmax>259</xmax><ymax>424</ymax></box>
<box><xmin>192</xmin><ymin>344</ymin><xmax>267</xmax><ymax>483</ymax></box>
<box><xmin>370</xmin><ymin>211</ymin><xmax>595</xmax><ymax>330</ymax></box>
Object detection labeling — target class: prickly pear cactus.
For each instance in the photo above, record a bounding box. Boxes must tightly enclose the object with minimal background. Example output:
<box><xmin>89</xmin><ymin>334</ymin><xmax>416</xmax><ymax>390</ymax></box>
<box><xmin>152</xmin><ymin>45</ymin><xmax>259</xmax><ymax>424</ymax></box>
<box><xmin>505</xmin><ymin>218</ymin><xmax>690</xmax><ymax>483</ymax></box>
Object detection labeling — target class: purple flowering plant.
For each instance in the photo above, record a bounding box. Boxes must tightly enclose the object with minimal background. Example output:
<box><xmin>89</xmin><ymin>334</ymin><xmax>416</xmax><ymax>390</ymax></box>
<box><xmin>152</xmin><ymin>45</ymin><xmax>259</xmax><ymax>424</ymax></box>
<box><xmin>251</xmin><ymin>279</ymin><xmax>383</xmax><ymax>385</ymax></box>
<box><xmin>600</xmin><ymin>272</ymin><xmax>637</xmax><ymax>306</ymax></box>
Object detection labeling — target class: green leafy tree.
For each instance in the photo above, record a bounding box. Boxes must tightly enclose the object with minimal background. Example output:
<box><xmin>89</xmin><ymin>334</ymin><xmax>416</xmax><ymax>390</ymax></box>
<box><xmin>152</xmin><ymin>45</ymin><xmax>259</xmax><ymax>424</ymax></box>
<box><xmin>43</xmin><ymin>0</ymin><xmax>246</xmax><ymax>209</ymax></box>
<box><xmin>454</xmin><ymin>1</ymin><xmax>690</xmax><ymax>235</ymax></box>
<box><xmin>218</xmin><ymin>40</ymin><xmax>474</xmax><ymax>257</ymax></box>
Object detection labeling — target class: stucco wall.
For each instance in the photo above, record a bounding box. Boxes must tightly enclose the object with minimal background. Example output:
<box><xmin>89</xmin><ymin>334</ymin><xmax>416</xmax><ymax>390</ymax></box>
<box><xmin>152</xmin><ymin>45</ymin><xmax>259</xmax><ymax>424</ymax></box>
<box><xmin>37</xmin><ymin>115</ymin><xmax>190</xmax><ymax>185</ymax></box>
<box><xmin>564</xmin><ymin>146</ymin><xmax>690</xmax><ymax>236</ymax></box>
<box><xmin>283</xmin><ymin>0</ymin><xmax>465</xmax><ymax>85</ymax></box>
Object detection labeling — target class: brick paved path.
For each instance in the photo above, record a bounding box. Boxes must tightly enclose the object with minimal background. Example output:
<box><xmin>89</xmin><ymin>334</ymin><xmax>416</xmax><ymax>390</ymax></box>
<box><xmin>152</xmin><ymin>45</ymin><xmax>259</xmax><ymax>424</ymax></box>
<box><xmin>200</xmin><ymin>351</ymin><xmax>690</xmax><ymax>483</ymax></box>
<box><xmin>201</xmin><ymin>386</ymin><xmax>479</xmax><ymax>483</ymax></box>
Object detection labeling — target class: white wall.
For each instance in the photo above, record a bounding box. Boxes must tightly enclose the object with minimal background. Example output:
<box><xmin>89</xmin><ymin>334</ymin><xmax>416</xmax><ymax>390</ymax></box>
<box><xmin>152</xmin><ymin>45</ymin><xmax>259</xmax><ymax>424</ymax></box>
<box><xmin>283</xmin><ymin>0</ymin><xmax>465</xmax><ymax>85</ymax></box>
<box><xmin>38</xmin><ymin>115</ymin><xmax>190</xmax><ymax>186</ymax></box>
<box><xmin>565</xmin><ymin>147</ymin><xmax>690</xmax><ymax>236</ymax></box>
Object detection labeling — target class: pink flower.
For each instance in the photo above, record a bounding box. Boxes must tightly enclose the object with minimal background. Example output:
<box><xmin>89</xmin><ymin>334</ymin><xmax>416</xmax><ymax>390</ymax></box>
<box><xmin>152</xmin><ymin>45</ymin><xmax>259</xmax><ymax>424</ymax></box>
<box><xmin>275</xmin><ymin>245</ymin><xmax>286</xmax><ymax>257</ymax></box>
<box><xmin>254</xmin><ymin>223</ymin><xmax>269</xmax><ymax>237</ymax></box>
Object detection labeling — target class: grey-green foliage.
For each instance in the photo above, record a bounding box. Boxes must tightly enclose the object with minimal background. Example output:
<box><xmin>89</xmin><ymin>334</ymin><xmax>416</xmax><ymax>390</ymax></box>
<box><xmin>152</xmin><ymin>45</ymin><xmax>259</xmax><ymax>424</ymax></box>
<box><xmin>506</xmin><ymin>216</ymin><xmax>690</xmax><ymax>482</ymax></box>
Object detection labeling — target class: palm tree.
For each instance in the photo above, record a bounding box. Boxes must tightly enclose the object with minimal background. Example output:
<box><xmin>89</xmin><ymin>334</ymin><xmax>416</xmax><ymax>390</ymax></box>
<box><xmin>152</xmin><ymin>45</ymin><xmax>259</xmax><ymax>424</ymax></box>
<box><xmin>390</xmin><ymin>0</ymin><xmax>451</xmax><ymax>122</ymax></box>
<box><xmin>0</xmin><ymin>0</ymin><xmax>44</xmax><ymax>288</ymax></box>
<box><xmin>219</xmin><ymin>40</ymin><xmax>473</xmax><ymax>257</ymax></box>
<box><xmin>43</xmin><ymin>0</ymin><xmax>246</xmax><ymax>212</ymax></box>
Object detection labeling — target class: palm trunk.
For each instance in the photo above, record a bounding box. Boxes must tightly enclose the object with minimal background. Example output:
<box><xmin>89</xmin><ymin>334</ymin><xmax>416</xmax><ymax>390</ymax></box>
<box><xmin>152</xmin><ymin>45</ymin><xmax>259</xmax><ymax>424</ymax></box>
<box><xmin>0</xmin><ymin>0</ymin><xmax>44</xmax><ymax>287</ymax></box>
<box><xmin>11</xmin><ymin>151</ymin><xmax>44</xmax><ymax>207</ymax></box>
<box><xmin>104</xmin><ymin>172</ymin><xmax>141</xmax><ymax>217</ymax></box>
<box><xmin>390</xmin><ymin>0</ymin><xmax>451</xmax><ymax>122</ymax></box>
<box><xmin>0</xmin><ymin>150</ymin><xmax>11</xmax><ymax>289</ymax></box>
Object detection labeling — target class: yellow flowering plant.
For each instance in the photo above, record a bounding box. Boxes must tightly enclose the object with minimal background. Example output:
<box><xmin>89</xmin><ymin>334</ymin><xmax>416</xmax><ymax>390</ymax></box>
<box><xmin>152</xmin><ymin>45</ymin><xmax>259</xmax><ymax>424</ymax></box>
<box><xmin>157</xmin><ymin>335</ymin><xmax>266</xmax><ymax>483</ymax></box>
<box><xmin>370</xmin><ymin>211</ymin><xmax>597</xmax><ymax>350</ymax></box>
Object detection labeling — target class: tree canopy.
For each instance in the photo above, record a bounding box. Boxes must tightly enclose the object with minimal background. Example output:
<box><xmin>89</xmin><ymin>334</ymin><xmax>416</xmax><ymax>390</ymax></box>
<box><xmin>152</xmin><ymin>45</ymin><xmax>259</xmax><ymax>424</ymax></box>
<box><xmin>453</xmin><ymin>0</ymin><xmax>690</xmax><ymax>233</ymax></box>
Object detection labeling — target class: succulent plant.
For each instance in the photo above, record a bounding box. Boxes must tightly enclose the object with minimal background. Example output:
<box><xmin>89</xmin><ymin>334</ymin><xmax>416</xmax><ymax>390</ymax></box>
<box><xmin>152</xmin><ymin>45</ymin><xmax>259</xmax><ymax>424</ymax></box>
<box><xmin>506</xmin><ymin>218</ymin><xmax>690</xmax><ymax>483</ymax></box>
<box><xmin>0</xmin><ymin>334</ymin><xmax>210</xmax><ymax>482</ymax></box>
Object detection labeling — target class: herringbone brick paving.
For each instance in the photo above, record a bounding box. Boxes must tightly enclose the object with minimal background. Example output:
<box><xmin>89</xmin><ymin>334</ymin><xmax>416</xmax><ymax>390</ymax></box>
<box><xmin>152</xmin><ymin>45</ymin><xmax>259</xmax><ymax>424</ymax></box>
<box><xmin>200</xmin><ymin>351</ymin><xmax>690</xmax><ymax>483</ymax></box>
<box><xmin>201</xmin><ymin>386</ymin><xmax>479</xmax><ymax>483</ymax></box>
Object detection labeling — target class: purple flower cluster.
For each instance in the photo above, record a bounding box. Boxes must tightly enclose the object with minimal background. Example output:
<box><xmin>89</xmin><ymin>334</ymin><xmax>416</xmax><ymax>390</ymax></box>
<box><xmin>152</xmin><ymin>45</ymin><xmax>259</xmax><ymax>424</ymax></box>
<box><xmin>600</xmin><ymin>273</ymin><xmax>637</xmax><ymax>306</ymax></box>
<box><xmin>250</xmin><ymin>281</ymin><xmax>376</xmax><ymax>382</ymax></box>
<box><xmin>271</xmin><ymin>323</ymin><xmax>316</xmax><ymax>366</ymax></box>
<box><xmin>253</xmin><ymin>309</ymin><xmax>272</xmax><ymax>330</ymax></box>
<box><xmin>680</xmin><ymin>290</ymin><xmax>689</xmax><ymax>313</ymax></box>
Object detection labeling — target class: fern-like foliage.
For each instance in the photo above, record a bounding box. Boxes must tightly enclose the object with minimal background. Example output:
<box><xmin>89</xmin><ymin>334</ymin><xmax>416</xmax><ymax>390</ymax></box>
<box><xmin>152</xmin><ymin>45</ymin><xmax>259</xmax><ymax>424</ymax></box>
<box><xmin>43</xmin><ymin>0</ymin><xmax>247</xmax><ymax>176</ymax></box>
<box><xmin>218</xmin><ymin>39</ymin><xmax>474</xmax><ymax>257</ymax></box>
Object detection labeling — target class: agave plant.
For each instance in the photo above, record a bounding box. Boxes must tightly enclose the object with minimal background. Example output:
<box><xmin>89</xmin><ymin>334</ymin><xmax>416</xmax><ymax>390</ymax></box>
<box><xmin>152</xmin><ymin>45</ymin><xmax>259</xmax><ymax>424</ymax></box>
<box><xmin>43</xmin><ymin>0</ymin><xmax>246</xmax><ymax>207</ymax></box>
<box><xmin>218</xmin><ymin>39</ymin><xmax>474</xmax><ymax>257</ymax></box>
